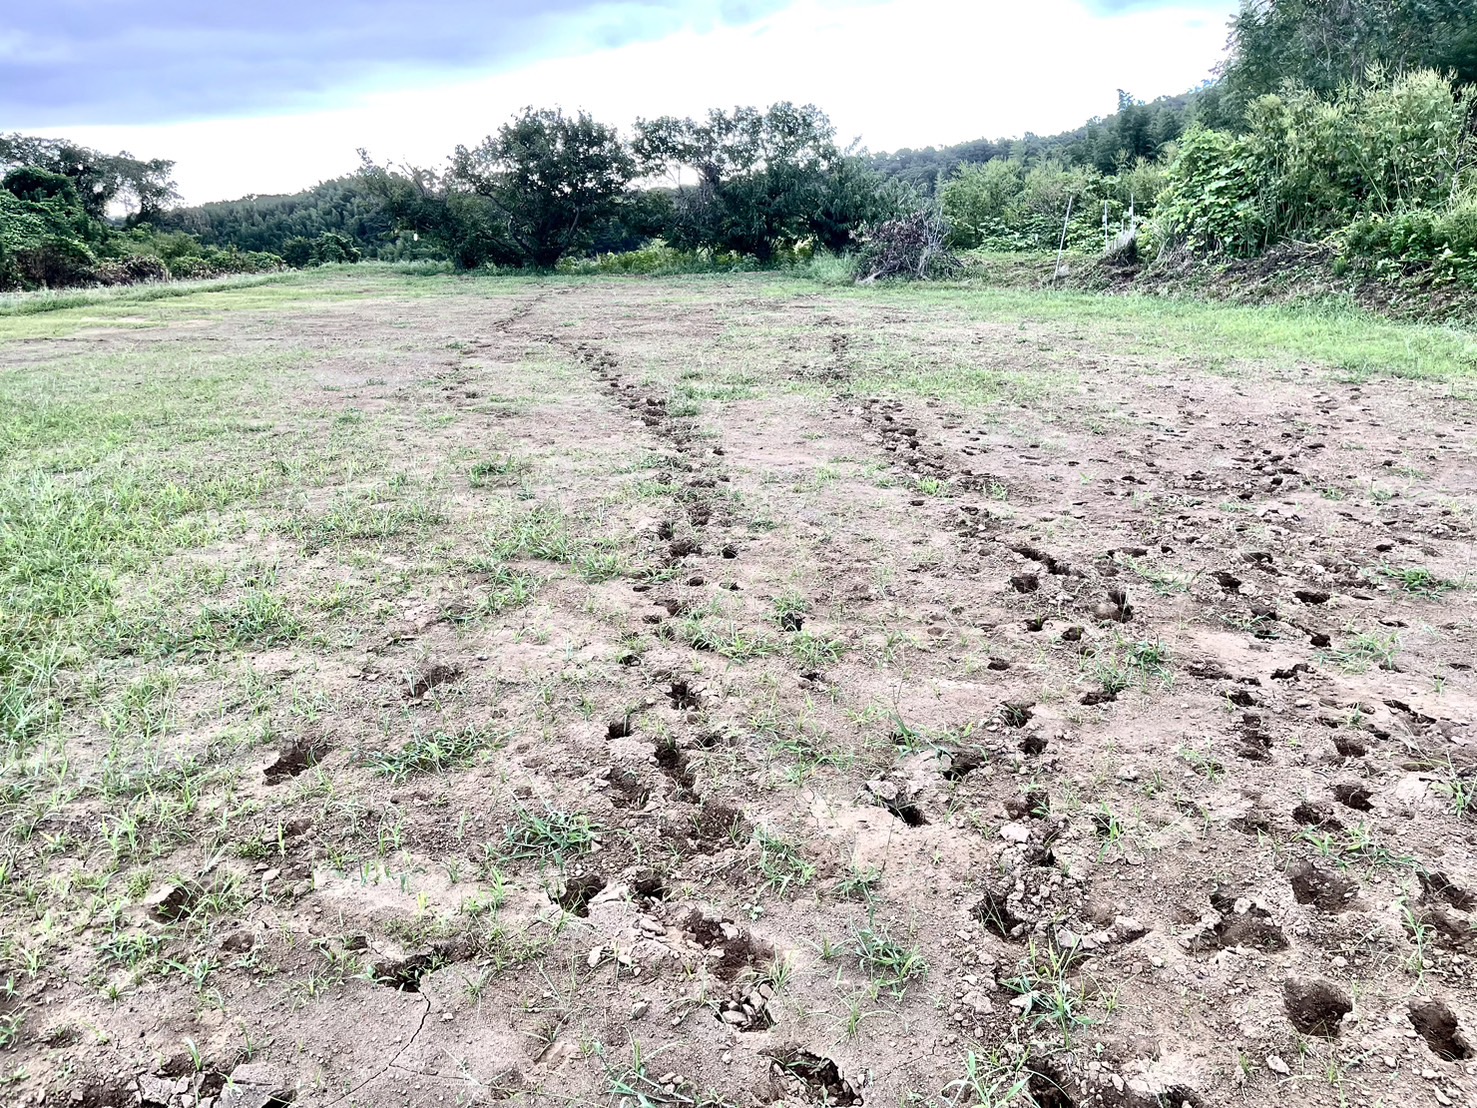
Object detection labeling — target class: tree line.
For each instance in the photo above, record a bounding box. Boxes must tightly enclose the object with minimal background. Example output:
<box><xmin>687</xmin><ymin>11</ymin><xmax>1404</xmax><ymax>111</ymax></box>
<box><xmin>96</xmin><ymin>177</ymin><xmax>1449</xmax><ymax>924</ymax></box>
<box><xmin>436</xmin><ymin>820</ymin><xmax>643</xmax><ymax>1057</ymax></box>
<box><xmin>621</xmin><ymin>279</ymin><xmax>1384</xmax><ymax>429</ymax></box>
<box><xmin>4</xmin><ymin>0</ymin><xmax>1476</xmax><ymax>291</ymax></box>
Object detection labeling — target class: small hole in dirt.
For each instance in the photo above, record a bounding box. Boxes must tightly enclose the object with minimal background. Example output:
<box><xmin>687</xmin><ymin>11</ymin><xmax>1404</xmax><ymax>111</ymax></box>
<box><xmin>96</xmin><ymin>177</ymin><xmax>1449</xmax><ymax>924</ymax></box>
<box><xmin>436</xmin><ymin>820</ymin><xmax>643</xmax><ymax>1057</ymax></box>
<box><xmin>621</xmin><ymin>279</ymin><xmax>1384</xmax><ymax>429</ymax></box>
<box><xmin>1288</xmin><ymin>859</ymin><xmax>1356</xmax><ymax>912</ymax></box>
<box><xmin>1005</xmin><ymin>789</ymin><xmax>1049</xmax><ymax>820</ymax></box>
<box><xmin>656</xmin><ymin>520</ymin><xmax>675</xmax><ymax>541</ymax></box>
<box><xmin>1026</xmin><ymin>1061</ymin><xmax>1075</xmax><ymax>1108</ymax></box>
<box><xmin>1010</xmin><ymin>573</ymin><xmax>1040</xmax><ymax>594</ymax></box>
<box><xmin>883</xmin><ymin>796</ymin><xmax>927</xmax><ymax>827</ymax></box>
<box><xmin>974</xmin><ymin>888</ymin><xmax>1026</xmax><ymax>940</ymax></box>
<box><xmin>1228</xmin><ymin>689</ymin><xmax>1258</xmax><ymax>707</ymax></box>
<box><xmin>1419</xmin><ymin>870</ymin><xmax>1477</xmax><ymax>912</ymax></box>
<box><xmin>556</xmin><ymin>874</ymin><xmax>606</xmax><ymax>917</ymax></box>
<box><xmin>1331</xmin><ymin>783</ymin><xmax>1373</xmax><ymax>811</ymax></box>
<box><xmin>655</xmin><ymin>739</ymin><xmax>697</xmax><ymax>796</ymax></box>
<box><xmin>606</xmin><ymin>716</ymin><xmax>632</xmax><ymax>740</ymax></box>
<box><xmin>1283</xmin><ymin>978</ymin><xmax>1352</xmax><ymax>1037</ymax></box>
<box><xmin>1295</xmin><ymin>588</ymin><xmax>1331</xmax><ymax>605</ymax></box>
<box><xmin>1024</xmin><ymin>616</ymin><xmax>1047</xmax><ymax>632</ymax></box>
<box><xmin>720</xmin><ymin>544</ymin><xmax>738</xmax><ymax>559</ymax></box>
<box><xmin>373</xmin><ymin>953</ymin><xmax>440</xmax><ymax>992</ymax></box>
<box><xmin>1080</xmin><ymin>688</ymin><xmax>1117</xmax><ymax>706</ymax></box>
<box><xmin>1192</xmin><ymin>890</ymin><xmax>1288</xmax><ymax>953</ymax></box>
<box><xmin>264</xmin><ymin>738</ymin><xmax>330</xmax><ymax>784</ymax></box>
<box><xmin>404</xmin><ymin>663</ymin><xmax>462</xmax><ymax>699</ymax></box>
<box><xmin>631</xmin><ymin>871</ymin><xmax>667</xmax><ymax>901</ymax></box>
<box><xmin>779</xmin><ymin>611</ymin><xmax>804</xmax><ymax>632</ymax></box>
<box><xmin>1019</xmin><ymin>733</ymin><xmax>1047</xmax><ymax>755</ymax></box>
<box><xmin>686</xmin><ymin>575</ymin><xmax>706</xmax><ymax>586</ymax></box>
<box><xmin>987</xmin><ymin>657</ymin><xmax>1011</xmax><ymax>671</ymax></box>
<box><xmin>608</xmin><ymin>767</ymin><xmax>650</xmax><ymax>809</ymax></box>
<box><xmin>1001</xmin><ymin>701</ymin><xmax>1034</xmax><ymax>728</ymax></box>
<box><xmin>667</xmin><ymin>681</ymin><xmax>700</xmax><ymax>709</ymax></box>
<box><xmin>1293</xmin><ymin>799</ymin><xmax>1343</xmax><ymax>830</ymax></box>
<box><xmin>1310</xmin><ymin>631</ymin><xmax>1332</xmax><ymax>647</ymax></box>
<box><xmin>941</xmin><ymin>749</ymin><xmax>983</xmax><ymax>780</ymax></box>
<box><xmin>763</xmin><ymin>1049</ymin><xmax>860</xmax><ymax>1106</ymax></box>
<box><xmin>1409</xmin><ymin>999</ymin><xmax>1473</xmax><ymax>1060</ymax></box>
<box><xmin>1060</xmin><ymin>625</ymin><xmax>1083</xmax><ymax>642</ymax></box>
<box><xmin>1334</xmin><ymin>734</ymin><xmax>1368</xmax><ymax>757</ymax></box>
<box><xmin>668</xmin><ymin>538</ymin><xmax>701</xmax><ymax>558</ymax></box>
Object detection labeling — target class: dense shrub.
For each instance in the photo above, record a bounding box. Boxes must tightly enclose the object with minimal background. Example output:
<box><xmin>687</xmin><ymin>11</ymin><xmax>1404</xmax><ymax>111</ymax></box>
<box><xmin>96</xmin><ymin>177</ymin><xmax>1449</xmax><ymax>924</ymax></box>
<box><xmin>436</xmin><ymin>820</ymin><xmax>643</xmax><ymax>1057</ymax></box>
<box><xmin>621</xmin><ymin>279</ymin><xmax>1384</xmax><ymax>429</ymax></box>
<box><xmin>1155</xmin><ymin>70</ymin><xmax>1472</xmax><ymax>256</ymax></box>
<box><xmin>941</xmin><ymin>158</ymin><xmax>1159</xmax><ymax>252</ymax></box>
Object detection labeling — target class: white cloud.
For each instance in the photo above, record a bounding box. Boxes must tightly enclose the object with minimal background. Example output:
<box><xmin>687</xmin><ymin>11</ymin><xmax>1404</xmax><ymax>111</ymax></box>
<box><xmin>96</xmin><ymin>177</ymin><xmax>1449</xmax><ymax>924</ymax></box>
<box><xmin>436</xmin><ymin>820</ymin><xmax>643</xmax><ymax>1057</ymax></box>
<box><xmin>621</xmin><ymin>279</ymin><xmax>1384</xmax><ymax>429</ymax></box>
<box><xmin>56</xmin><ymin>0</ymin><xmax>1234</xmax><ymax>203</ymax></box>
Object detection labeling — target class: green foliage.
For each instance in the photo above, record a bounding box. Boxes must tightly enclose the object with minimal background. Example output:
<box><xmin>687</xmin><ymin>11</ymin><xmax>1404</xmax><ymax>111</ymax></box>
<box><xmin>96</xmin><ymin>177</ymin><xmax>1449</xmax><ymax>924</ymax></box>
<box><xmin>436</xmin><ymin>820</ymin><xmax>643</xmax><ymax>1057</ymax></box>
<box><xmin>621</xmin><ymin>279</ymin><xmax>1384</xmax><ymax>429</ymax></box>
<box><xmin>281</xmin><ymin>231</ymin><xmax>363</xmax><ymax>268</ymax></box>
<box><xmin>1155</xmin><ymin>71</ymin><xmax>1473</xmax><ymax>257</ymax></box>
<box><xmin>1223</xmin><ymin>0</ymin><xmax>1477</xmax><ymax>111</ymax></box>
<box><xmin>635</xmin><ymin>102</ymin><xmax>907</xmax><ymax>260</ymax></box>
<box><xmin>941</xmin><ymin>158</ymin><xmax>1161</xmax><ymax>251</ymax></box>
<box><xmin>155</xmin><ymin>176</ymin><xmax>404</xmax><ymax>260</ymax></box>
<box><xmin>450</xmin><ymin>107</ymin><xmax>637</xmax><ymax>268</ymax></box>
<box><xmin>0</xmin><ymin>132</ymin><xmax>178</xmax><ymax>222</ymax></box>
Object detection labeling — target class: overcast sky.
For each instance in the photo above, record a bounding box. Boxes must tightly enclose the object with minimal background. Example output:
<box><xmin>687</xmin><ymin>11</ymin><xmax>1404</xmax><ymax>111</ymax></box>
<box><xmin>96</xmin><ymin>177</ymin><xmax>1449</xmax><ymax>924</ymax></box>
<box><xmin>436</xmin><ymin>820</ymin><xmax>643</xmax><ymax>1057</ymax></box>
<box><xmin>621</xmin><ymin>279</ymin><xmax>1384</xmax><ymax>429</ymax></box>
<box><xmin>3</xmin><ymin>0</ymin><xmax>1238</xmax><ymax>204</ymax></box>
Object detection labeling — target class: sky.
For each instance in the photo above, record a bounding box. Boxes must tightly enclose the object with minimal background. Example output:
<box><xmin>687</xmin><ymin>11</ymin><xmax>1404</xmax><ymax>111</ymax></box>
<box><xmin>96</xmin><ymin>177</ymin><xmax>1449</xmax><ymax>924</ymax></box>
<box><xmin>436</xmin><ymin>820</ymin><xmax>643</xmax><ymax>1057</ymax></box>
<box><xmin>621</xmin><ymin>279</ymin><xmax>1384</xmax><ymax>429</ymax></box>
<box><xmin>2</xmin><ymin>0</ymin><xmax>1239</xmax><ymax>204</ymax></box>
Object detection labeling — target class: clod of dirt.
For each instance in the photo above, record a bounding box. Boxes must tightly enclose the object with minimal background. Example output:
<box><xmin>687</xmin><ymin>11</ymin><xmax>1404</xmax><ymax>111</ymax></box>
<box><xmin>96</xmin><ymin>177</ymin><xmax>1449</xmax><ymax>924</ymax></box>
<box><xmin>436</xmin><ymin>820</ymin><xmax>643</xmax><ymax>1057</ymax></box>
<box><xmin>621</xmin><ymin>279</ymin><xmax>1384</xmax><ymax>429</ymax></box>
<box><xmin>1288</xmin><ymin>859</ymin><xmax>1357</xmax><ymax>912</ymax></box>
<box><xmin>556</xmin><ymin>874</ymin><xmax>606</xmax><ymax>917</ymax></box>
<box><xmin>1272</xmin><ymin>662</ymin><xmax>1313</xmax><ymax>680</ymax></box>
<box><xmin>1010</xmin><ymin>572</ymin><xmax>1040</xmax><ymax>594</ymax></box>
<box><xmin>1186</xmin><ymin>659</ymin><xmax>1232</xmax><ymax>680</ymax></box>
<box><xmin>1294</xmin><ymin>588</ymin><xmax>1331</xmax><ymax>605</ymax></box>
<box><xmin>1283</xmin><ymin>978</ymin><xmax>1352</xmax><ymax>1037</ymax></box>
<box><xmin>263</xmin><ymin>737</ymin><xmax>330</xmax><ymax>783</ymax></box>
<box><xmin>1227</xmin><ymin>688</ymin><xmax>1259</xmax><ymax>708</ymax></box>
<box><xmin>762</xmin><ymin>1048</ymin><xmax>861</xmax><ymax>1107</ymax></box>
<box><xmin>1331</xmin><ymin>783</ymin><xmax>1374</xmax><ymax>811</ymax></box>
<box><xmin>975</xmin><ymin>888</ymin><xmax>1027</xmax><ymax>941</ymax></box>
<box><xmin>404</xmin><ymin>663</ymin><xmax>462</xmax><ymax>699</ymax></box>
<box><xmin>1408</xmin><ymin>999</ymin><xmax>1473</xmax><ymax>1061</ymax></box>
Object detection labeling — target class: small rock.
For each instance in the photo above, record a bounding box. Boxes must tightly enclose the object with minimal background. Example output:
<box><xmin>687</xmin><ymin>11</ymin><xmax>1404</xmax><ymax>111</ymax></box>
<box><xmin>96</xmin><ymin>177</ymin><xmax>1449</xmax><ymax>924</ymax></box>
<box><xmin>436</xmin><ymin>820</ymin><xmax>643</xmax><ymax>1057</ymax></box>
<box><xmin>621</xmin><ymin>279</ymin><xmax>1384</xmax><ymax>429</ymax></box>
<box><xmin>1266</xmin><ymin>1055</ymin><xmax>1290</xmax><ymax>1076</ymax></box>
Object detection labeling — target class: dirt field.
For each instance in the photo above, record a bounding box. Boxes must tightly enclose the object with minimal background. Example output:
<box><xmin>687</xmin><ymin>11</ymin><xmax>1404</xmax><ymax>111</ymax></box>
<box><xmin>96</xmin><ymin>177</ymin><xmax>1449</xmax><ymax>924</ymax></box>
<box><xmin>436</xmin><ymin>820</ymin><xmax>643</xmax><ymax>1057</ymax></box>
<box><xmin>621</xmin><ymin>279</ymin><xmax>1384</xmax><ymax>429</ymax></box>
<box><xmin>2</xmin><ymin>269</ymin><xmax>1477</xmax><ymax>1108</ymax></box>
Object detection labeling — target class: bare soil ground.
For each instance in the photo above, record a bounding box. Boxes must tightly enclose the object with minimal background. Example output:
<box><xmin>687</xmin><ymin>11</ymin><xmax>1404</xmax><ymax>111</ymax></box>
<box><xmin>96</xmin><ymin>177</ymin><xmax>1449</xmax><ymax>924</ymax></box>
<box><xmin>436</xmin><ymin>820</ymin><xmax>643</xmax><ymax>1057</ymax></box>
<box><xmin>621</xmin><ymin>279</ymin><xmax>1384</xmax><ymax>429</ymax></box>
<box><xmin>2</xmin><ymin>271</ymin><xmax>1476</xmax><ymax>1108</ymax></box>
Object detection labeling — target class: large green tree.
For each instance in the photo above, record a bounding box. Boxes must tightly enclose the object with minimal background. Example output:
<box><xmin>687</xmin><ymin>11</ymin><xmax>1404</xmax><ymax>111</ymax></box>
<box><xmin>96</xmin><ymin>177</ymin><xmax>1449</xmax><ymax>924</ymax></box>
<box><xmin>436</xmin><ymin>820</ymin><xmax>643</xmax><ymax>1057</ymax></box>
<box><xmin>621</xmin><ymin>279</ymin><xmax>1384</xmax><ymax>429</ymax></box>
<box><xmin>448</xmin><ymin>107</ymin><xmax>637</xmax><ymax>268</ymax></box>
<box><xmin>634</xmin><ymin>102</ymin><xmax>898</xmax><ymax>259</ymax></box>
<box><xmin>0</xmin><ymin>134</ymin><xmax>177</xmax><ymax>222</ymax></box>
